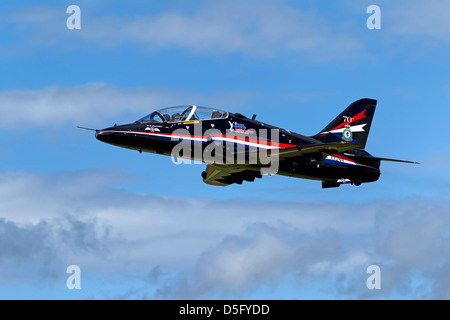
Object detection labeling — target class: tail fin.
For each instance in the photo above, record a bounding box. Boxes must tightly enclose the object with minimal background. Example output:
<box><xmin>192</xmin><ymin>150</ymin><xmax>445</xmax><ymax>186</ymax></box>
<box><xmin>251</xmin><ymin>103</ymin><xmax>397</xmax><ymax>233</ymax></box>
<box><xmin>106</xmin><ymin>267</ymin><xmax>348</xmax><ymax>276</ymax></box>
<box><xmin>312</xmin><ymin>98</ymin><xmax>377</xmax><ymax>149</ymax></box>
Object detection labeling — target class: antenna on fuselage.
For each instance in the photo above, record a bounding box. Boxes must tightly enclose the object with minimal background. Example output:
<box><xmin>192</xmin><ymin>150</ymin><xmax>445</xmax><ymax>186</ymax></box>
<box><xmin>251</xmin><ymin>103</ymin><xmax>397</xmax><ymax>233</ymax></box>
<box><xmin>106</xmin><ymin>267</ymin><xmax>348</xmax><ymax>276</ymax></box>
<box><xmin>77</xmin><ymin>126</ymin><xmax>98</xmax><ymax>131</ymax></box>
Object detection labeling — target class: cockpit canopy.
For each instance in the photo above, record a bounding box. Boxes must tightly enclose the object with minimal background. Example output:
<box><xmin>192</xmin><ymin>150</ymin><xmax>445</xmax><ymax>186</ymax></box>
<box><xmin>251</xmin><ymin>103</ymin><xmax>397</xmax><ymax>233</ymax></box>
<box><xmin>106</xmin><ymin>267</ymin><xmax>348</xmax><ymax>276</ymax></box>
<box><xmin>137</xmin><ymin>105</ymin><xmax>229</xmax><ymax>124</ymax></box>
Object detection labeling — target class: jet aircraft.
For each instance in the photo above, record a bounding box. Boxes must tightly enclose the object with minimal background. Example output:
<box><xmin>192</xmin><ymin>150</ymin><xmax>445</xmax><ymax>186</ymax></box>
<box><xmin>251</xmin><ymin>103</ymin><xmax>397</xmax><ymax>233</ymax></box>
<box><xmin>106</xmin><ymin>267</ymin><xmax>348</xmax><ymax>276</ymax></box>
<box><xmin>79</xmin><ymin>98</ymin><xmax>418</xmax><ymax>188</ymax></box>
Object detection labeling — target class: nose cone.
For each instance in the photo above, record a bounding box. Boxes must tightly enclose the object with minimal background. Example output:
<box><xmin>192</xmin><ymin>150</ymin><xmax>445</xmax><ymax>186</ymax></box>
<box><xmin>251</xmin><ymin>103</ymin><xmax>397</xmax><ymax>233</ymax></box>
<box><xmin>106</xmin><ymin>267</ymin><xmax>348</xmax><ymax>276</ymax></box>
<box><xmin>94</xmin><ymin>124</ymin><xmax>138</xmax><ymax>149</ymax></box>
<box><xmin>95</xmin><ymin>129</ymin><xmax>109</xmax><ymax>142</ymax></box>
<box><xmin>95</xmin><ymin>127</ymin><xmax>122</xmax><ymax>144</ymax></box>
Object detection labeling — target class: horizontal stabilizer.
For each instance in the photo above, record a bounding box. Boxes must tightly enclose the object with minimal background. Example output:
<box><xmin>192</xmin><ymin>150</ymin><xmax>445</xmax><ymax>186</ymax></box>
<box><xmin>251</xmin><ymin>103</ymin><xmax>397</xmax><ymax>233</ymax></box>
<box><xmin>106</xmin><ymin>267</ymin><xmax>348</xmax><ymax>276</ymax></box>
<box><xmin>344</xmin><ymin>152</ymin><xmax>420</xmax><ymax>164</ymax></box>
<box><xmin>298</xmin><ymin>142</ymin><xmax>363</xmax><ymax>155</ymax></box>
<box><xmin>375</xmin><ymin>157</ymin><xmax>420</xmax><ymax>164</ymax></box>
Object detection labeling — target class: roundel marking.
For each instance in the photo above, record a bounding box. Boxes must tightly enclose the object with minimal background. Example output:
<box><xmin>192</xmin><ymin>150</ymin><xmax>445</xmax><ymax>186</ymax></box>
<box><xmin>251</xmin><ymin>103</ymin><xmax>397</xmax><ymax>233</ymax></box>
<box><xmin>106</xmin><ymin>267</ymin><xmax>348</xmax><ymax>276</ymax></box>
<box><xmin>342</xmin><ymin>128</ymin><xmax>352</xmax><ymax>141</ymax></box>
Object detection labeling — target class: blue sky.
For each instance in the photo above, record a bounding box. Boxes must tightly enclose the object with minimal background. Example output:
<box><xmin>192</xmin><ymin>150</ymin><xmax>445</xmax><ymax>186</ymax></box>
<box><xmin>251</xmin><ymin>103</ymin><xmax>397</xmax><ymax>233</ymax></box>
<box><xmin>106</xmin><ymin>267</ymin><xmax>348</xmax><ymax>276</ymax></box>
<box><xmin>0</xmin><ymin>0</ymin><xmax>449</xmax><ymax>299</ymax></box>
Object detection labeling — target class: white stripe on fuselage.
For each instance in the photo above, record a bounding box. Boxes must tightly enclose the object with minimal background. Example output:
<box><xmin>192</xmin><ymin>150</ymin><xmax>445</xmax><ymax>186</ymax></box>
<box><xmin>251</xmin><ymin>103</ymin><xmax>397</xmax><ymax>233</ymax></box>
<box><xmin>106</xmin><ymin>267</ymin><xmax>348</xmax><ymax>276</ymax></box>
<box><xmin>107</xmin><ymin>130</ymin><xmax>281</xmax><ymax>149</ymax></box>
<box><xmin>324</xmin><ymin>154</ymin><xmax>375</xmax><ymax>169</ymax></box>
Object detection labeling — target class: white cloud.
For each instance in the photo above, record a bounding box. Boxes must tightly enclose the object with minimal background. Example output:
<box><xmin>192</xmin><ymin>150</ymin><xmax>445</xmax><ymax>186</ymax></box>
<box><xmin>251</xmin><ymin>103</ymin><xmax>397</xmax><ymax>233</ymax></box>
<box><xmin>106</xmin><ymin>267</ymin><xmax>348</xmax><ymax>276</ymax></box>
<box><xmin>117</xmin><ymin>0</ymin><xmax>362</xmax><ymax>59</ymax></box>
<box><xmin>388</xmin><ymin>0</ymin><xmax>450</xmax><ymax>44</ymax></box>
<box><xmin>156</xmin><ymin>197</ymin><xmax>450</xmax><ymax>299</ymax></box>
<box><xmin>5</xmin><ymin>1</ymin><xmax>450</xmax><ymax>63</ymax></box>
<box><xmin>0</xmin><ymin>83</ymin><xmax>257</xmax><ymax>128</ymax></box>
<box><xmin>0</xmin><ymin>168</ymin><xmax>449</xmax><ymax>298</ymax></box>
<box><xmin>2</xmin><ymin>1</ymin><xmax>363</xmax><ymax>60</ymax></box>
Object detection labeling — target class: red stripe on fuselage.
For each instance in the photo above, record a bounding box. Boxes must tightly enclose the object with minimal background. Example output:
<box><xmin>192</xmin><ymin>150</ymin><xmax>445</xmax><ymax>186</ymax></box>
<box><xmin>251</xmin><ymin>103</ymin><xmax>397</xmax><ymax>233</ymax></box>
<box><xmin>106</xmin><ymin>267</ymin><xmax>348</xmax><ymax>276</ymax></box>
<box><xmin>329</xmin><ymin>153</ymin><xmax>376</xmax><ymax>169</ymax></box>
<box><xmin>122</xmin><ymin>131</ymin><xmax>297</xmax><ymax>148</ymax></box>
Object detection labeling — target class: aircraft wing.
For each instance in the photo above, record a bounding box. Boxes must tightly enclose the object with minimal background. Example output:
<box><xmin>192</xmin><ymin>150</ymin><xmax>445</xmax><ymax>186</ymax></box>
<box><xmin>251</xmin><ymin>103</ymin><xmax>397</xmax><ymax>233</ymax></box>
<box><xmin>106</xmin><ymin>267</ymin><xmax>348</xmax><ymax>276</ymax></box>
<box><xmin>276</xmin><ymin>142</ymin><xmax>364</xmax><ymax>160</ymax></box>
<box><xmin>201</xmin><ymin>142</ymin><xmax>363</xmax><ymax>186</ymax></box>
<box><xmin>202</xmin><ymin>164</ymin><xmax>262</xmax><ymax>186</ymax></box>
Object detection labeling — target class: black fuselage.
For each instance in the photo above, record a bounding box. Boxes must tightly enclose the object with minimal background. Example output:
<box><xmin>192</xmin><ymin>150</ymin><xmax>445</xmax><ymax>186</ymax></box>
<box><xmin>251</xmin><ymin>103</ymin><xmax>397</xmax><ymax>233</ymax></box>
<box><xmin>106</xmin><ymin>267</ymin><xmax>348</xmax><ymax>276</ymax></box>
<box><xmin>95</xmin><ymin>111</ymin><xmax>380</xmax><ymax>187</ymax></box>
